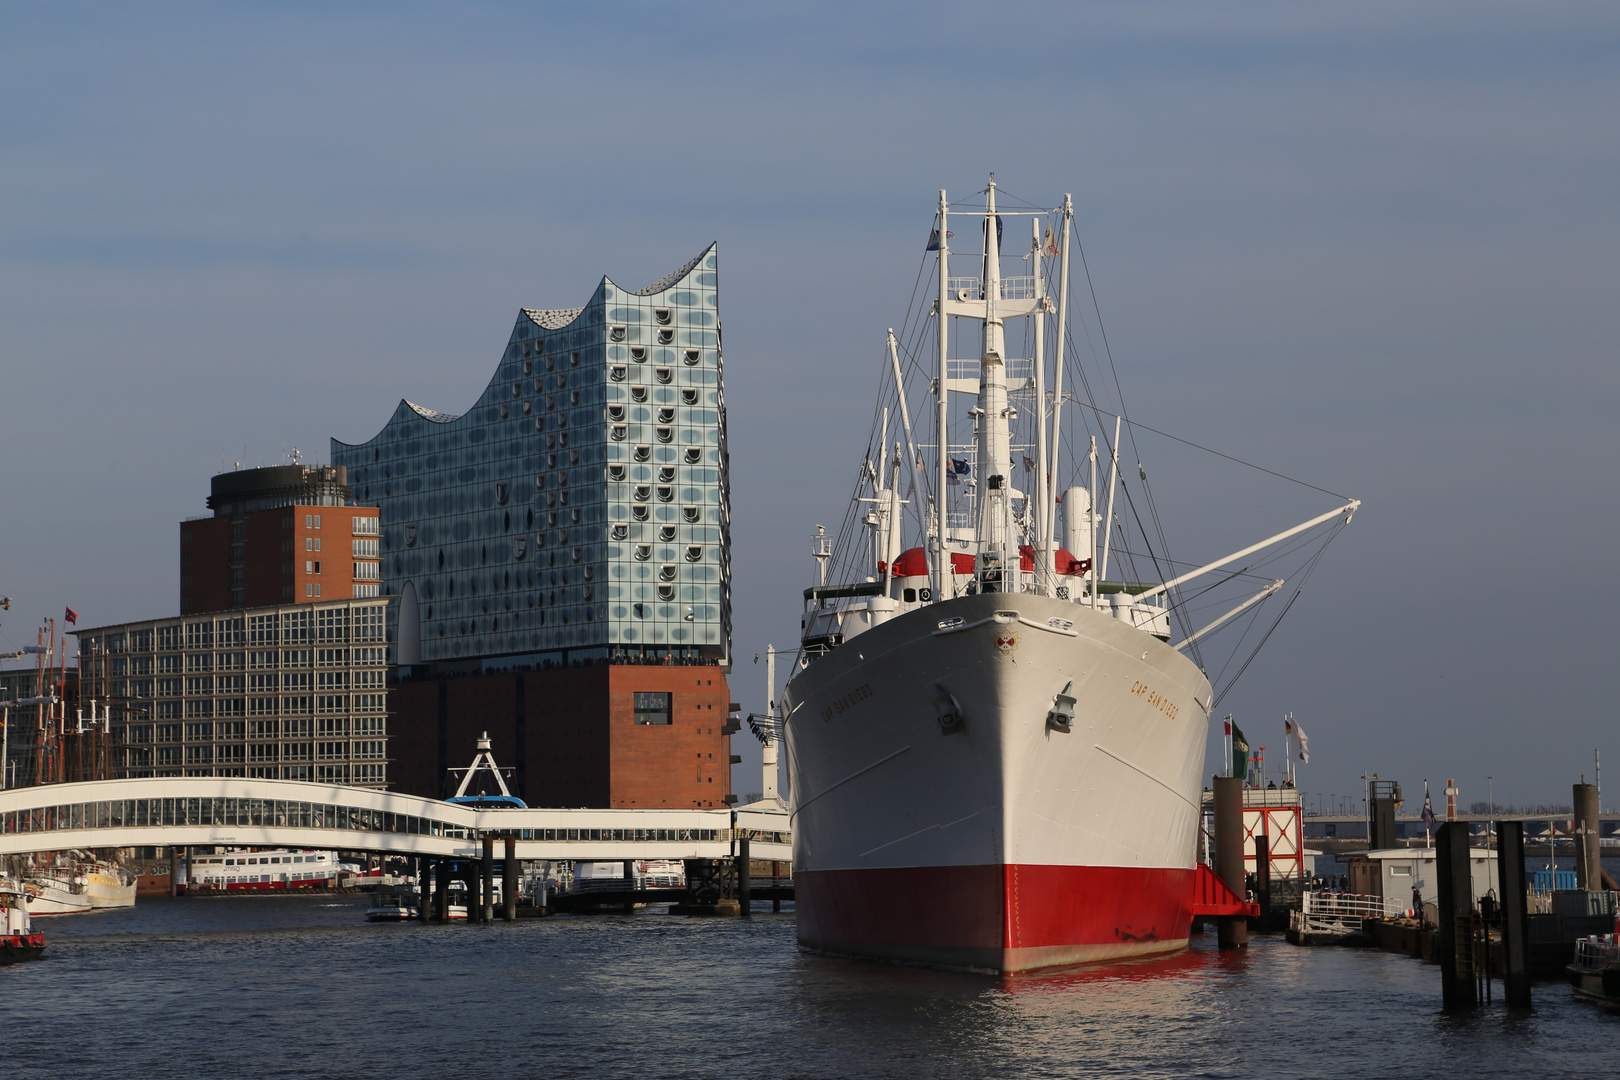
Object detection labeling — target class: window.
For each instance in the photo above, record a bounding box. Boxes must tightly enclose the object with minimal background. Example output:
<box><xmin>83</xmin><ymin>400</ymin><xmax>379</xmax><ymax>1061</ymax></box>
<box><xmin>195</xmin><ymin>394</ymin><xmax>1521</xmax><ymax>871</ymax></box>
<box><xmin>634</xmin><ymin>692</ymin><xmax>672</xmax><ymax>726</ymax></box>
<box><xmin>684</xmin><ymin>349</ymin><xmax>700</xmax><ymax>365</ymax></box>
<box><xmin>655</xmin><ymin>367</ymin><xmax>672</xmax><ymax>384</ymax></box>
<box><xmin>654</xmin><ymin>307</ymin><xmax>671</xmax><ymax>325</ymax></box>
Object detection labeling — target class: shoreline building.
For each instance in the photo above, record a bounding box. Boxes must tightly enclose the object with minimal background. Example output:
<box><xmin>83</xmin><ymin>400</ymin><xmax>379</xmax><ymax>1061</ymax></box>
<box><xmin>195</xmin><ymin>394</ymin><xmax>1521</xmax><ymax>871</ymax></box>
<box><xmin>73</xmin><ymin>598</ymin><xmax>391</xmax><ymax>788</ymax></box>
<box><xmin>331</xmin><ymin>245</ymin><xmax>738</xmax><ymax>806</ymax></box>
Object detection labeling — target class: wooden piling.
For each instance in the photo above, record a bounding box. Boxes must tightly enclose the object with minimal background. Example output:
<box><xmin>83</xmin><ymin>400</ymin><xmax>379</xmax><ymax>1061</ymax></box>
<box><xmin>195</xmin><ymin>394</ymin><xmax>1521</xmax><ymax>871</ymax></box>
<box><xmin>1496</xmin><ymin>820</ymin><xmax>1532</xmax><ymax>1008</ymax></box>
<box><xmin>169</xmin><ymin>847</ymin><xmax>181</xmax><ymax>897</ymax></box>
<box><xmin>481</xmin><ymin>835</ymin><xmax>496</xmax><ymax>923</ymax></box>
<box><xmin>419</xmin><ymin>856</ymin><xmax>431</xmax><ymax>922</ymax></box>
<box><xmin>502</xmin><ymin>836</ymin><xmax>518</xmax><ymax>921</ymax></box>
<box><xmin>1213</xmin><ymin>776</ymin><xmax>1247</xmax><ymax>948</ymax></box>
<box><xmin>737</xmin><ymin>835</ymin><xmax>751</xmax><ymax>918</ymax></box>
<box><xmin>1435</xmin><ymin>821</ymin><xmax>1477</xmax><ymax>1009</ymax></box>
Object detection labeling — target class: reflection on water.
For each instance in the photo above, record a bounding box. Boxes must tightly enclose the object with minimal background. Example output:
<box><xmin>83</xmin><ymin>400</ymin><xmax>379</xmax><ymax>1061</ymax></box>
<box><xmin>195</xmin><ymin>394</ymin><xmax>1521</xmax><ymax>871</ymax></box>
<box><xmin>2</xmin><ymin>898</ymin><xmax>1616</xmax><ymax>1079</ymax></box>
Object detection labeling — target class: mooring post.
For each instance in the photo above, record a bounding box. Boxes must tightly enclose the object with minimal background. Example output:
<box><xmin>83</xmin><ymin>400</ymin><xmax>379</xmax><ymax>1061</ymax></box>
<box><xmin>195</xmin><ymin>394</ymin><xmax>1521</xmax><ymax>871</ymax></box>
<box><xmin>434</xmin><ymin>860</ymin><xmax>449</xmax><ymax>922</ymax></box>
<box><xmin>481</xmin><ymin>834</ymin><xmax>496</xmax><ymax>924</ymax></box>
<box><xmin>1574</xmin><ymin>783</ymin><xmax>1601</xmax><ymax>891</ymax></box>
<box><xmin>1435</xmin><ymin>820</ymin><xmax>1477</xmax><ymax>1009</ymax></box>
<box><xmin>1255</xmin><ymin>824</ymin><xmax>1271</xmax><ymax>919</ymax></box>
<box><xmin>503</xmin><ymin>835</ymin><xmax>518</xmax><ymax>921</ymax></box>
<box><xmin>418</xmin><ymin>857</ymin><xmax>431</xmax><ymax>922</ymax></box>
<box><xmin>737</xmin><ymin>835</ymin><xmax>752</xmax><ymax>918</ymax></box>
<box><xmin>1213</xmin><ymin>776</ymin><xmax>1247</xmax><ymax>948</ymax></box>
<box><xmin>468</xmin><ymin>861</ymin><xmax>483</xmax><ymax>923</ymax></box>
<box><xmin>169</xmin><ymin>846</ymin><xmax>181</xmax><ymax>897</ymax></box>
<box><xmin>1496</xmin><ymin>819</ymin><xmax>1532</xmax><ymax>1008</ymax></box>
<box><xmin>772</xmin><ymin>859</ymin><xmax>781</xmax><ymax>913</ymax></box>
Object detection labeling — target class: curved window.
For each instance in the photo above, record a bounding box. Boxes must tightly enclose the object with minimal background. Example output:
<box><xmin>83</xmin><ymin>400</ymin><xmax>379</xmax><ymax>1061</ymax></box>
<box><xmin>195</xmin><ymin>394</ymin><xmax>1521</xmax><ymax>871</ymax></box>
<box><xmin>684</xmin><ymin>349</ymin><xmax>700</xmax><ymax>365</ymax></box>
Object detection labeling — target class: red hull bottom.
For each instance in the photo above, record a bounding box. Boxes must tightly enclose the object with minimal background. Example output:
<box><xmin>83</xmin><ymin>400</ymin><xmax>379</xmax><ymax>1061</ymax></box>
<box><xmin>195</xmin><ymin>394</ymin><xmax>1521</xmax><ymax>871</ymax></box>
<box><xmin>796</xmin><ymin>864</ymin><xmax>1194</xmax><ymax>974</ymax></box>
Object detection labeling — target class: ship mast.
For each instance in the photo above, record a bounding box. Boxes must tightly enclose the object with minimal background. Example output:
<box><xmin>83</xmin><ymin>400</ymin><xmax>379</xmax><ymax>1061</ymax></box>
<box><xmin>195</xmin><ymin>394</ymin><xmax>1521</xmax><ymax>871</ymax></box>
<box><xmin>933</xmin><ymin>190</ymin><xmax>950</xmax><ymax>603</ymax></box>
<box><xmin>974</xmin><ymin>177</ymin><xmax>1014</xmax><ymax>582</ymax></box>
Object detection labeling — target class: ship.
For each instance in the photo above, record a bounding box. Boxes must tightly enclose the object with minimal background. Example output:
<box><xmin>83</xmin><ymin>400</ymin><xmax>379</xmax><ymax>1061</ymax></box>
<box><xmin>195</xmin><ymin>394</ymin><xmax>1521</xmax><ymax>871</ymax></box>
<box><xmin>183</xmin><ymin>849</ymin><xmax>351</xmax><ymax>891</ymax></box>
<box><xmin>780</xmin><ymin>178</ymin><xmax>1358</xmax><ymax>974</ymax></box>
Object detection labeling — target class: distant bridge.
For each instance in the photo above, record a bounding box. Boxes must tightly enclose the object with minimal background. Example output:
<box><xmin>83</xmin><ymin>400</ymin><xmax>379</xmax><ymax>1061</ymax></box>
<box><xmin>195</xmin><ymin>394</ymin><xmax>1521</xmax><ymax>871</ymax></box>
<box><xmin>0</xmin><ymin>777</ymin><xmax>792</xmax><ymax>863</ymax></box>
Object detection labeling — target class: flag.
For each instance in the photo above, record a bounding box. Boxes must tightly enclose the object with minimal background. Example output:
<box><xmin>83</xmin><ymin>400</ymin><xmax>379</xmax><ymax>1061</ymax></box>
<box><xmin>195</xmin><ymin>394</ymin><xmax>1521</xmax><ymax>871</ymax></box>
<box><xmin>1283</xmin><ymin>716</ymin><xmax>1293</xmax><ymax>736</ymax></box>
<box><xmin>1421</xmin><ymin>782</ymin><xmax>1437</xmax><ymax>832</ymax></box>
<box><xmin>64</xmin><ymin>607</ymin><xmax>77</xmax><ymax>625</ymax></box>
<box><xmin>925</xmin><ymin>228</ymin><xmax>954</xmax><ymax>251</ymax></box>
<box><xmin>1293</xmin><ymin>720</ymin><xmax>1310</xmax><ymax>764</ymax></box>
<box><xmin>1043</xmin><ymin>224</ymin><xmax>1060</xmax><ymax>256</ymax></box>
<box><xmin>947</xmin><ymin>458</ymin><xmax>971</xmax><ymax>484</ymax></box>
<box><xmin>1223</xmin><ymin>717</ymin><xmax>1231</xmax><ymax>736</ymax></box>
<box><xmin>1231</xmin><ymin>722</ymin><xmax>1249</xmax><ymax>782</ymax></box>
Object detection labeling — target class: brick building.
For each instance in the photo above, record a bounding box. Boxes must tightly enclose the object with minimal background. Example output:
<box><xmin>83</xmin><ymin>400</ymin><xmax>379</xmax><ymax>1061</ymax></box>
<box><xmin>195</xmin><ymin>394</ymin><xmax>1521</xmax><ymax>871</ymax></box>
<box><xmin>180</xmin><ymin>464</ymin><xmax>382</xmax><ymax>613</ymax></box>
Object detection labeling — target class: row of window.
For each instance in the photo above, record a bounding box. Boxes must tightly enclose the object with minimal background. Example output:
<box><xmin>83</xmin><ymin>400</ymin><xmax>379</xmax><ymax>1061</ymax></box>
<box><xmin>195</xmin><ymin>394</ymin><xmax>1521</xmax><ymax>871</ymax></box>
<box><xmin>136</xmin><ymin>741</ymin><xmax>385</xmax><ymax>764</ymax></box>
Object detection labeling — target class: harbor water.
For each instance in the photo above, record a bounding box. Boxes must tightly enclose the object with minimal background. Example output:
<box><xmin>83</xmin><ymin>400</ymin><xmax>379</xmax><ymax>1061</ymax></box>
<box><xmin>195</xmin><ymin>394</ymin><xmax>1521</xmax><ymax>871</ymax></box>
<box><xmin>6</xmin><ymin>896</ymin><xmax>1616</xmax><ymax>1078</ymax></box>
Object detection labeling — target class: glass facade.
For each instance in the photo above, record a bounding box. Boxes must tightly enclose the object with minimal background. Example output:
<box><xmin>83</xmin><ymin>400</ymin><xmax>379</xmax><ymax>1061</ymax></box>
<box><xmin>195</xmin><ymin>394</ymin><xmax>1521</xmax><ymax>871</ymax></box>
<box><xmin>331</xmin><ymin>246</ymin><xmax>730</xmax><ymax>667</ymax></box>
<box><xmin>74</xmin><ymin>599</ymin><xmax>391</xmax><ymax>789</ymax></box>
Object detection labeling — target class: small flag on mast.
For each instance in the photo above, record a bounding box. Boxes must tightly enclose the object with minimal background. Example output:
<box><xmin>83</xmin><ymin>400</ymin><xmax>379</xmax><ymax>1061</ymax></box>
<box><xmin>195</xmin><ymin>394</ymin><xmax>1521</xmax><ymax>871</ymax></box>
<box><xmin>64</xmin><ymin>607</ymin><xmax>78</xmax><ymax>625</ymax></box>
<box><xmin>1293</xmin><ymin>720</ymin><xmax>1310</xmax><ymax>763</ymax></box>
<box><xmin>1421</xmin><ymin>782</ymin><xmax>1437</xmax><ymax>832</ymax></box>
<box><xmin>1043</xmin><ymin>224</ymin><xmax>1060</xmax><ymax>256</ymax></box>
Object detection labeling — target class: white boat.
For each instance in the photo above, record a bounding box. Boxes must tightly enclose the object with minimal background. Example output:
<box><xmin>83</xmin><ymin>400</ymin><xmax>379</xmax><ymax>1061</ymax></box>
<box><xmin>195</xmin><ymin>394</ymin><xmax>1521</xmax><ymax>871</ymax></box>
<box><xmin>0</xmin><ymin>881</ymin><xmax>45</xmax><ymax>963</ymax></box>
<box><xmin>21</xmin><ymin>866</ymin><xmax>91</xmax><ymax>915</ymax></box>
<box><xmin>572</xmin><ymin>860</ymin><xmax>686</xmax><ymax>892</ymax></box>
<box><xmin>366</xmin><ymin>890</ymin><xmax>421</xmax><ymax>921</ymax></box>
<box><xmin>780</xmin><ymin>179</ymin><xmax>1358</xmax><ymax>974</ymax></box>
<box><xmin>184</xmin><ymin>849</ymin><xmax>344</xmax><ymax>892</ymax></box>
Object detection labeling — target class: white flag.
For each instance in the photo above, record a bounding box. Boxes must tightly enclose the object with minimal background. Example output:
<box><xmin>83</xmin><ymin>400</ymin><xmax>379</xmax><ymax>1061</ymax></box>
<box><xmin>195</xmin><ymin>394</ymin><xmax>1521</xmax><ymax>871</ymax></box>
<box><xmin>1294</xmin><ymin>721</ymin><xmax>1310</xmax><ymax>764</ymax></box>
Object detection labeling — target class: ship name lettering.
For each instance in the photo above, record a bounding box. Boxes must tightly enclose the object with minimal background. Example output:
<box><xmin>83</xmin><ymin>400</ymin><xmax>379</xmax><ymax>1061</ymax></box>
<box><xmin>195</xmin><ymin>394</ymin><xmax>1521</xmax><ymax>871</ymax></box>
<box><xmin>1128</xmin><ymin>680</ymin><xmax>1180</xmax><ymax>721</ymax></box>
<box><xmin>820</xmin><ymin>682</ymin><xmax>874</xmax><ymax>722</ymax></box>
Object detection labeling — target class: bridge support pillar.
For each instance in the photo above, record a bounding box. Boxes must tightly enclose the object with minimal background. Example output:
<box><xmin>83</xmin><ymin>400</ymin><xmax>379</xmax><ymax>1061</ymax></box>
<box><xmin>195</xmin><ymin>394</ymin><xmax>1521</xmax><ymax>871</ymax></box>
<box><xmin>482</xmin><ymin>835</ymin><xmax>496</xmax><ymax>923</ymax></box>
<box><xmin>502</xmin><ymin>836</ymin><xmax>517</xmax><ymax>921</ymax></box>
<box><xmin>1496</xmin><ymin>820</ymin><xmax>1532</xmax><ymax>1008</ymax></box>
<box><xmin>1213</xmin><ymin>776</ymin><xmax>1247</xmax><ymax>949</ymax></box>
<box><xmin>467</xmin><ymin>860</ymin><xmax>483</xmax><ymax>923</ymax></box>
<box><xmin>169</xmin><ymin>847</ymin><xmax>181</xmax><ymax>897</ymax></box>
<box><xmin>772</xmin><ymin>860</ymin><xmax>781</xmax><ymax>913</ymax></box>
<box><xmin>434</xmin><ymin>860</ymin><xmax>449</xmax><ymax>923</ymax></box>
<box><xmin>418</xmin><ymin>857</ymin><xmax>431</xmax><ymax>922</ymax></box>
<box><xmin>737</xmin><ymin>836</ymin><xmax>751</xmax><ymax>918</ymax></box>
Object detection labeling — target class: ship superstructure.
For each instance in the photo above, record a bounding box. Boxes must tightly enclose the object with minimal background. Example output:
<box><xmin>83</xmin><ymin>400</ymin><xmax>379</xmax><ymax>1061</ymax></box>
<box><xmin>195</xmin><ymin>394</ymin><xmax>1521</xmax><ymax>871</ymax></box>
<box><xmin>781</xmin><ymin>179</ymin><xmax>1357</xmax><ymax>973</ymax></box>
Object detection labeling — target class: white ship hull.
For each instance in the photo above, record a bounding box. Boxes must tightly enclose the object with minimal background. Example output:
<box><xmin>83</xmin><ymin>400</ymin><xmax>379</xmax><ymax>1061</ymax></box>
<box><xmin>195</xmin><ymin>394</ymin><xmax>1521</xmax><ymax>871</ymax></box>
<box><xmin>783</xmin><ymin>591</ymin><xmax>1212</xmax><ymax>974</ymax></box>
<box><xmin>21</xmin><ymin>872</ymin><xmax>92</xmax><ymax>916</ymax></box>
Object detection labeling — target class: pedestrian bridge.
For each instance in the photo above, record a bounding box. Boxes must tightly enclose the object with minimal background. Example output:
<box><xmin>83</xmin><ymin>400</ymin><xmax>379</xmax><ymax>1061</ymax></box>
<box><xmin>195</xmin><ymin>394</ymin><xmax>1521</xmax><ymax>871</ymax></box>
<box><xmin>0</xmin><ymin>777</ymin><xmax>792</xmax><ymax>863</ymax></box>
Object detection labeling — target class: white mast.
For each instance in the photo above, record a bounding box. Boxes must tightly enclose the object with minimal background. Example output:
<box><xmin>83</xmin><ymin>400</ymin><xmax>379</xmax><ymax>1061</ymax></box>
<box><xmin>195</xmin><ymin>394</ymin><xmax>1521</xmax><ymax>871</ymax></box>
<box><xmin>1099</xmin><ymin>414</ymin><xmax>1122</xmax><ymax>583</ymax></box>
<box><xmin>1031</xmin><ymin>215</ymin><xmax>1050</xmax><ymax>595</ymax></box>
<box><xmin>934</xmin><ymin>190</ymin><xmax>950</xmax><ymax>602</ymax></box>
<box><xmin>975</xmin><ymin>176</ymin><xmax>1014</xmax><ymax>580</ymax></box>
<box><xmin>1047</xmin><ymin>194</ymin><xmax>1073</xmax><ymax>591</ymax></box>
<box><xmin>763</xmin><ymin>646</ymin><xmax>780</xmax><ymax>804</ymax></box>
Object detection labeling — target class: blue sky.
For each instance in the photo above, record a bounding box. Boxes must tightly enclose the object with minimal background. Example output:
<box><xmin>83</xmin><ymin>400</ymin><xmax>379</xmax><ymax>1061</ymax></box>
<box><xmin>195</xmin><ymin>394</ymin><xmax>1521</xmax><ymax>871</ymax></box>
<box><xmin>3</xmin><ymin>2</ymin><xmax>1617</xmax><ymax>809</ymax></box>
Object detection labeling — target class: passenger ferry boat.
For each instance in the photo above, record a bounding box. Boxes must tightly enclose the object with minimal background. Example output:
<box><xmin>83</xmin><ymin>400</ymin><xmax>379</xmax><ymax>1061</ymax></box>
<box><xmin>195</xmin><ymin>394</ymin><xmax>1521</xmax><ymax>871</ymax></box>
<box><xmin>183</xmin><ymin>849</ymin><xmax>350</xmax><ymax>892</ymax></box>
<box><xmin>781</xmin><ymin>178</ymin><xmax>1358</xmax><ymax>974</ymax></box>
<box><xmin>0</xmin><ymin>881</ymin><xmax>45</xmax><ymax>963</ymax></box>
<box><xmin>366</xmin><ymin>890</ymin><xmax>421</xmax><ymax>921</ymax></box>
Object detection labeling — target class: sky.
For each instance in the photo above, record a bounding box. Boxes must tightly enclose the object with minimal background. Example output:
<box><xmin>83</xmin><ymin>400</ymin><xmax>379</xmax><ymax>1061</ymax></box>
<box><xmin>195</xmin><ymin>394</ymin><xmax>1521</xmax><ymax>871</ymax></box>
<box><xmin>2</xmin><ymin>1</ymin><xmax>1616</xmax><ymax>812</ymax></box>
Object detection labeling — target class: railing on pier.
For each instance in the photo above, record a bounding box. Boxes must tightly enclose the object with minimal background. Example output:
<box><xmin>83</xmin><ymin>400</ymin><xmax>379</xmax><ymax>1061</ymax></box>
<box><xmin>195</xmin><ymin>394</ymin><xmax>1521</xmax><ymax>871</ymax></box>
<box><xmin>1291</xmin><ymin>890</ymin><xmax>1402</xmax><ymax>936</ymax></box>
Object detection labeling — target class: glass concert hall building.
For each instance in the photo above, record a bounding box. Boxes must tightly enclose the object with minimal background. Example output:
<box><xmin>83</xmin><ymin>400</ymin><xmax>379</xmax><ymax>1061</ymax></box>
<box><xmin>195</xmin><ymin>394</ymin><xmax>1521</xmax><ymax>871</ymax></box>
<box><xmin>331</xmin><ymin>246</ymin><xmax>739</xmax><ymax>808</ymax></box>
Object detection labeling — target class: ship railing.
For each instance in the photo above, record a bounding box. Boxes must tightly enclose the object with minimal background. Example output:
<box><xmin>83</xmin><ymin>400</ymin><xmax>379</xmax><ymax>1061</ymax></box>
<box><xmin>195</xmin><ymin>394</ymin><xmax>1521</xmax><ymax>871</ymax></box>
<box><xmin>1299</xmin><ymin>890</ymin><xmax>1401</xmax><ymax>930</ymax></box>
<box><xmin>1573</xmin><ymin>936</ymin><xmax>1620</xmax><ymax>972</ymax></box>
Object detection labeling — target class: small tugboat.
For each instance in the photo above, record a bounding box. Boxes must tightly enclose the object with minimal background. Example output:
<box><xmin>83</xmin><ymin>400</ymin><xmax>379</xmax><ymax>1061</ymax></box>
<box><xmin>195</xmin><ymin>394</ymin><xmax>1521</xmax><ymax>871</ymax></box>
<box><xmin>0</xmin><ymin>881</ymin><xmax>46</xmax><ymax>964</ymax></box>
<box><xmin>1567</xmin><ymin>935</ymin><xmax>1620</xmax><ymax>1006</ymax></box>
